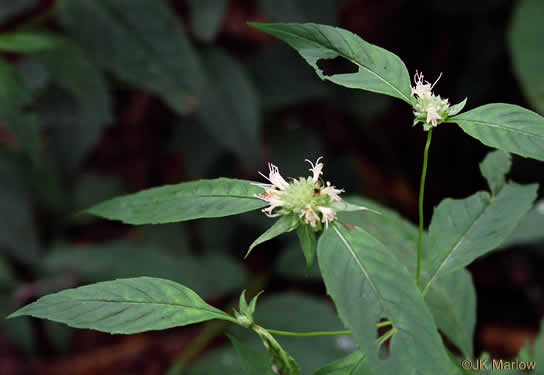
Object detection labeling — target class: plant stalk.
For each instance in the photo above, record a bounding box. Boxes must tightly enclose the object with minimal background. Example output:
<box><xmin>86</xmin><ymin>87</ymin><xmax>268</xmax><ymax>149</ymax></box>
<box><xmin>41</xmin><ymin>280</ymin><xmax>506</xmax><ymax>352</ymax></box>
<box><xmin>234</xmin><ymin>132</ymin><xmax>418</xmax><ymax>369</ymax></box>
<box><xmin>416</xmin><ymin>129</ymin><xmax>433</xmax><ymax>288</ymax></box>
<box><xmin>265</xmin><ymin>329</ymin><xmax>352</xmax><ymax>338</ymax></box>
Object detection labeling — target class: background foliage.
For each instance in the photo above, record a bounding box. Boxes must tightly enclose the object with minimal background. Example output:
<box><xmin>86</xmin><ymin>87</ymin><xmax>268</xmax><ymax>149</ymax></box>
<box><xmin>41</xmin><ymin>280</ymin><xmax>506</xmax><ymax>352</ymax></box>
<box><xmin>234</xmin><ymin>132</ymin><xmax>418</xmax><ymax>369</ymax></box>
<box><xmin>0</xmin><ymin>0</ymin><xmax>543</xmax><ymax>374</ymax></box>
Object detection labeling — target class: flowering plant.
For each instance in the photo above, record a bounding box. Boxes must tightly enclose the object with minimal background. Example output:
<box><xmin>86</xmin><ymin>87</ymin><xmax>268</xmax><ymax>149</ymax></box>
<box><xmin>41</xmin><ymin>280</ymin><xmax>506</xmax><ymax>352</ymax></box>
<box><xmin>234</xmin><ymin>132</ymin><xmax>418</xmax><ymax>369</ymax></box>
<box><xmin>8</xmin><ymin>21</ymin><xmax>544</xmax><ymax>375</ymax></box>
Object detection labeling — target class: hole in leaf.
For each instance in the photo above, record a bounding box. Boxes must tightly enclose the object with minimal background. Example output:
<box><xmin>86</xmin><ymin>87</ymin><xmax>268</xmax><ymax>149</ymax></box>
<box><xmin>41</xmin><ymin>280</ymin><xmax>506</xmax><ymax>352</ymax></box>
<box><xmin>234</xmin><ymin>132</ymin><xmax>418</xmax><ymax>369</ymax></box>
<box><xmin>376</xmin><ymin>318</ymin><xmax>394</xmax><ymax>360</ymax></box>
<box><xmin>316</xmin><ymin>56</ymin><xmax>358</xmax><ymax>76</ymax></box>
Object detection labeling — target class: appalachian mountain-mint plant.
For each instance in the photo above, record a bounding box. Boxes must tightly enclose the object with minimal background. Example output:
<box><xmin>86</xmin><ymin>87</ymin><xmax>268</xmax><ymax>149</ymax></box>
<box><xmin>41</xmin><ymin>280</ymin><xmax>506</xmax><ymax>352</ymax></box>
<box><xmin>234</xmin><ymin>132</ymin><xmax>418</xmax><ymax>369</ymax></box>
<box><xmin>8</xmin><ymin>22</ymin><xmax>544</xmax><ymax>375</ymax></box>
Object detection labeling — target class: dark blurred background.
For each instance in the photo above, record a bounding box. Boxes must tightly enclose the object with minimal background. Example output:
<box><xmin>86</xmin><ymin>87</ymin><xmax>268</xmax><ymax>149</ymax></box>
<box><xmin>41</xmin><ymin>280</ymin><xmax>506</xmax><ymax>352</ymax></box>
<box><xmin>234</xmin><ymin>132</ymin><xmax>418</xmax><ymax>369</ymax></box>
<box><xmin>0</xmin><ymin>0</ymin><xmax>543</xmax><ymax>374</ymax></box>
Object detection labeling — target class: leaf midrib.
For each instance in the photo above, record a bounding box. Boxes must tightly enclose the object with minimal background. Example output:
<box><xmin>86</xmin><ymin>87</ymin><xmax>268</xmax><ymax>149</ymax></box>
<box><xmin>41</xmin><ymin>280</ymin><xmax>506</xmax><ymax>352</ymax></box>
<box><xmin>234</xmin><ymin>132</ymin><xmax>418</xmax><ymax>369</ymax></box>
<box><xmin>450</xmin><ymin>118</ymin><xmax>544</xmax><ymax>138</ymax></box>
<box><xmin>16</xmin><ymin>298</ymin><xmax>231</xmax><ymax>318</ymax></box>
<box><xmin>332</xmin><ymin>225</ymin><xmax>388</xmax><ymax>318</ymax></box>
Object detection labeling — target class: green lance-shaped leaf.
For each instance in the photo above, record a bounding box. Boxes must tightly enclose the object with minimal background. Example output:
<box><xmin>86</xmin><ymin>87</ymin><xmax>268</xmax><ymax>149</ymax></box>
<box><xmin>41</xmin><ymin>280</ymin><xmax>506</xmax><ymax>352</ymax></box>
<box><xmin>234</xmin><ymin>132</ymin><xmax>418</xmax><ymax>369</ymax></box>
<box><xmin>509</xmin><ymin>0</ymin><xmax>544</xmax><ymax>114</ymax></box>
<box><xmin>246</xmin><ymin>215</ymin><xmax>298</xmax><ymax>258</ymax></box>
<box><xmin>424</xmin><ymin>269</ymin><xmax>476</xmax><ymax>358</ymax></box>
<box><xmin>8</xmin><ymin>277</ymin><xmax>235</xmax><ymax>334</ymax></box>
<box><xmin>296</xmin><ymin>224</ymin><xmax>317</xmax><ymax>270</ymax></box>
<box><xmin>340</xmin><ymin>197</ymin><xmax>476</xmax><ymax>358</ymax></box>
<box><xmin>318</xmin><ymin>223</ymin><xmax>453</xmax><ymax>375</ymax></box>
<box><xmin>87</xmin><ymin>178</ymin><xmax>267</xmax><ymax>225</ymax></box>
<box><xmin>0</xmin><ymin>31</ymin><xmax>62</xmax><ymax>53</ymax></box>
<box><xmin>422</xmin><ymin>183</ymin><xmax>538</xmax><ymax>294</ymax></box>
<box><xmin>479</xmin><ymin>150</ymin><xmax>511</xmax><ymax>196</ymax></box>
<box><xmin>448</xmin><ymin>103</ymin><xmax>544</xmax><ymax>161</ymax></box>
<box><xmin>313</xmin><ymin>351</ymin><xmax>372</xmax><ymax>375</ymax></box>
<box><xmin>59</xmin><ymin>0</ymin><xmax>204</xmax><ymax>115</ymax></box>
<box><xmin>249</xmin><ymin>23</ymin><xmax>412</xmax><ymax>103</ymax></box>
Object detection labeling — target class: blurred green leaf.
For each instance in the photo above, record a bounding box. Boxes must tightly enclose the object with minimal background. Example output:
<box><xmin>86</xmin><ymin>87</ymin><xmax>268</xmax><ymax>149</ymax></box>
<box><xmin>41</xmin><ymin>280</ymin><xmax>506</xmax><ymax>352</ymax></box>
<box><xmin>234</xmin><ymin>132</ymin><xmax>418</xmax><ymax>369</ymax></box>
<box><xmin>250</xmin><ymin>23</ymin><xmax>412</xmax><ymax>103</ymax></box>
<box><xmin>72</xmin><ymin>173</ymin><xmax>125</xmax><ymax>213</ymax></box>
<box><xmin>249</xmin><ymin>46</ymin><xmax>329</xmax><ymax>109</ymax></box>
<box><xmin>424</xmin><ymin>269</ymin><xmax>476</xmax><ymax>358</ymax></box>
<box><xmin>87</xmin><ymin>178</ymin><xmax>267</xmax><ymax>225</ymax></box>
<box><xmin>139</xmin><ymin>223</ymin><xmax>190</xmax><ymax>254</ymax></box>
<box><xmin>9</xmin><ymin>277</ymin><xmax>236</xmax><ymax>334</ymax></box>
<box><xmin>0</xmin><ymin>256</ymin><xmax>15</xmax><ymax>289</ymax></box>
<box><xmin>188</xmin><ymin>0</ymin><xmax>226</xmax><ymax>41</ymax></box>
<box><xmin>422</xmin><ymin>183</ymin><xmax>537</xmax><ymax>294</ymax></box>
<box><xmin>275</xmin><ymin>242</ymin><xmax>322</xmax><ymax>280</ymax></box>
<box><xmin>169</xmin><ymin>118</ymin><xmax>225</xmax><ymax>177</ymax></box>
<box><xmin>196</xmin><ymin>217</ymin><xmax>238</xmax><ymax>249</ymax></box>
<box><xmin>45</xmin><ymin>321</ymin><xmax>73</xmax><ymax>354</ymax></box>
<box><xmin>313</xmin><ymin>351</ymin><xmax>372</xmax><ymax>375</ymax></box>
<box><xmin>187</xmin><ymin>346</ymin><xmax>246</xmax><ymax>375</ymax></box>
<box><xmin>0</xmin><ymin>57</ymin><xmax>40</xmax><ymax>160</ymax></box>
<box><xmin>229</xmin><ymin>335</ymin><xmax>275</xmax><ymax>375</ymax></box>
<box><xmin>479</xmin><ymin>150</ymin><xmax>511</xmax><ymax>196</ymax></box>
<box><xmin>0</xmin><ymin>187</ymin><xmax>40</xmax><ymax>266</ymax></box>
<box><xmin>318</xmin><ymin>224</ymin><xmax>453</xmax><ymax>375</ymax></box>
<box><xmin>449</xmin><ymin>104</ymin><xmax>544</xmax><ymax>162</ymax></box>
<box><xmin>0</xmin><ymin>31</ymin><xmax>62</xmax><ymax>53</ymax></box>
<box><xmin>0</xmin><ymin>293</ymin><xmax>34</xmax><ymax>354</ymax></box>
<box><xmin>196</xmin><ymin>49</ymin><xmax>260</xmax><ymax>162</ymax></box>
<box><xmin>258</xmin><ymin>0</ymin><xmax>339</xmax><ymax>24</ymax></box>
<box><xmin>500</xmin><ymin>202</ymin><xmax>544</xmax><ymax>249</ymax></box>
<box><xmin>43</xmin><ymin>242</ymin><xmax>247</xmax><ymax>298</ymax></box>
<box><xmin>37</xmin><ymin>41</ymin><xmax>112</xmax><ymax>170</ymax></box>
<box><xmin>0</xmin><ymin>0</ymin><xmax>38</xmax><ymax>23</ymax></box>
<box><xmin>16</xmin><ymin>57</ymin><xmax>50</xmax><ymax>92</ymax></box>
<box><xmin>509</xmin><ymin>0</ymin><xmax>544</xmax><ymax>114</ymax></box>
<box><xmin>59</xmin><ymin>0</ymin><xmax>204</xmax><ymax>115</ymax></box>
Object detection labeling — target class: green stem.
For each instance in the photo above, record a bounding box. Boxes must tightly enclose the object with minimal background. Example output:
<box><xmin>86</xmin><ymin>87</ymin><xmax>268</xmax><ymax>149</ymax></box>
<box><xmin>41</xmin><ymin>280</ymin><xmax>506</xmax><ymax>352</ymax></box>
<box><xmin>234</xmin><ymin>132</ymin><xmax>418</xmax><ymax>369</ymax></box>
<box><xmin>416</xmin><ymin>129</ymin><xmax>433</xmax><ymax>288</ymax></box>
<box><xmin>265</xmin><ymin>320</ymin><xmax>392</xmax><ymax>338</ymax></box>
<box><xmin>265</xmin><ymin>329</ymin><xmax>352</xmax><ymax>338</ymax></box>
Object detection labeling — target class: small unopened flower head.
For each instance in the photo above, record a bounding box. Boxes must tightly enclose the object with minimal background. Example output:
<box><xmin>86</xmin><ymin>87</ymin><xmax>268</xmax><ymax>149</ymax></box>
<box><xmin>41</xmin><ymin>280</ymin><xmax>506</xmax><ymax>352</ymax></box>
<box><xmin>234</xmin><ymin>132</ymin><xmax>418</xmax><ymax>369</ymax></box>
<box><xmin>253</xmin><ymin>157</ymin><xmax>344</xmax><ymax>230</ymax></box>
<box><xmin>411</xmin><ymin>71</ymin><xmax>450</xmax><ymax>131</ymax></box>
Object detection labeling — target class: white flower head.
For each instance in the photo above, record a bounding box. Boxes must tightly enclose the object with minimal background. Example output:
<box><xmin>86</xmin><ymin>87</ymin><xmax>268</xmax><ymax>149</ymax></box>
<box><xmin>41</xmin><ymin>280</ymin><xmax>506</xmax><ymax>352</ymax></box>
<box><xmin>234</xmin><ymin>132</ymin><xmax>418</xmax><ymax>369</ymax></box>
<box><xmin>411</xmin><ymin>71</ymin><xmax>450</xmax><ymax>130</ymax></box>
<box><xmin>253</xmin><ymin>157</ymin><xmax>345</xmax><ymax>230</ymax></box>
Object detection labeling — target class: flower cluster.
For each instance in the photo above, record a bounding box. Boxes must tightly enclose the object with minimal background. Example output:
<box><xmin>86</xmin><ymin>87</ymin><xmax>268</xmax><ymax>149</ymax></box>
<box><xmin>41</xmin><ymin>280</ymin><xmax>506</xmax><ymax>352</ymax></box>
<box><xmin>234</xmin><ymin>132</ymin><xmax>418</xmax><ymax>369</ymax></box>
<box><xmin>253</xmin><ymin>157</ymin><xmax>344</xmax><ymax>229</ymax></box>
<box><xmin>411</xmin><ymin>71</ymin><xmax>450</xmax><ymax>131</ymax></box>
